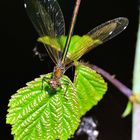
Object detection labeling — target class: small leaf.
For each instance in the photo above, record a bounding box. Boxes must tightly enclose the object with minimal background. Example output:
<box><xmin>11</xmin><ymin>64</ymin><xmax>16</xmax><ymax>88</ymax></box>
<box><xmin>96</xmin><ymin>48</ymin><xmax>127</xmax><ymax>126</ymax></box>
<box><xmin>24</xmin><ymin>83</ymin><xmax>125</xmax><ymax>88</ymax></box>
<box><xmin>122</xmin><ymin>101</ymin><xmax>132</xmax><ymax>118</ymax></box>
<box><xmin>6</xmin><ymin>73</ymin><xmax>80</xmax><ymax>140</ymax></box>
<box><xmin>74</xmin><ymin>62</ymin><xmax>107</xmax><ymax>116</ymax></box>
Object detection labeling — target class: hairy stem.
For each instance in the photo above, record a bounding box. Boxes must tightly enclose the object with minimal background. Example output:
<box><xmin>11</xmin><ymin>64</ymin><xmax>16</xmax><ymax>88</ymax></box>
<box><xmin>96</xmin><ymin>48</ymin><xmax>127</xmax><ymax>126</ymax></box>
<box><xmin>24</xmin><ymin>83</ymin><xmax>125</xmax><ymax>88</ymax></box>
<box><xmin>92</xmin><ymin>65</ymin><xmax>132</xmax><ymax>98</ymax></box>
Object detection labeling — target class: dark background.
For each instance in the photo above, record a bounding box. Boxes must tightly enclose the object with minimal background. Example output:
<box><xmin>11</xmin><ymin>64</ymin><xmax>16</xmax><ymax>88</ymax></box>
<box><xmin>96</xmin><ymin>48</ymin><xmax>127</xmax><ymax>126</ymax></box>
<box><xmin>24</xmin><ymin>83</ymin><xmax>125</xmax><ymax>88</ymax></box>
<box><xmin>1</xmin><ymin>0</ymin><xmax>139</xmax><ymax>140</ymax></box>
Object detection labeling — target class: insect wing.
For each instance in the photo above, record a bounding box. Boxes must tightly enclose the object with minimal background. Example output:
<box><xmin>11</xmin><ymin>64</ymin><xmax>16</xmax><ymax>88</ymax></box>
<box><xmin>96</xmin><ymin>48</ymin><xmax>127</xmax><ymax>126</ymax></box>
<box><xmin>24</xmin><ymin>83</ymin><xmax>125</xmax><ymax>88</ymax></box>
<box><xmin>24</xmin><ymin>0</ymin><xmax>65</xmax><ymax>63</ymax></box>
<box><xmin>66</xmin><ymin>17</ymin><xmax>128</xmax><ymax>63</ymax></box>
<box><xmin>88</xmin><ymin>17</ymin><xmax>128</xmax><ymax>44</ymax></box>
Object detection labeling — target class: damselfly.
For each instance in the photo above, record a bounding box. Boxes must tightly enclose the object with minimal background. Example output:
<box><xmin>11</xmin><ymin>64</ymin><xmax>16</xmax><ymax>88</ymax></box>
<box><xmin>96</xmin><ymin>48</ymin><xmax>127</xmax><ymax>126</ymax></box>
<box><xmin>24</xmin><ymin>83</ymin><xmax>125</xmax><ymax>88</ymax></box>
<box><xmin>24</xmin><ymin>0</ymin><xmax>128</xmax><ymax>89</ymax></box>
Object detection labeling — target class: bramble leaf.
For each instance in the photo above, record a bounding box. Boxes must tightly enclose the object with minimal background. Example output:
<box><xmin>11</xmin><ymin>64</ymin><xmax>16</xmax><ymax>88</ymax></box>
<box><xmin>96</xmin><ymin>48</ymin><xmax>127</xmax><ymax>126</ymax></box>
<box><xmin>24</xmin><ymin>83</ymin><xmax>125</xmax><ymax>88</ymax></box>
<box><xmin>74</xmin><ymin>62</ymin><xmax>107</xmax><ymax>116</ymax></box>
<box><xmin>6</xmin><ymin>63</ymin><xmax>108</xmax><ymax>140</ymax></box>
<box><xmin>6</xmin><ymin>74</ymin><xmax>80</xmax><ymax>140</ymax></box>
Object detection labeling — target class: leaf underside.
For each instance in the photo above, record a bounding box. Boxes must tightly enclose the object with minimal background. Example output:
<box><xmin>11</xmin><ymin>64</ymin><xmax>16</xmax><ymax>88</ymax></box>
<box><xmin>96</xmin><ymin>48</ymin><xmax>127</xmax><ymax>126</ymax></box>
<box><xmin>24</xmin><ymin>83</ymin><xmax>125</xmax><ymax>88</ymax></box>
<box><xmin>6</xmin><ymin>74</ymin><xmax>80</xmax><ymax>140</ymax></box>
<box><xmin>38</xmin><ymin>35</ymin><xmax>101</xmax><ymax>63</ymax></box>
<box><xmin>74</xmin><ymin>62</ymin><xmax>107</xmax><ymax>116</ymax></box>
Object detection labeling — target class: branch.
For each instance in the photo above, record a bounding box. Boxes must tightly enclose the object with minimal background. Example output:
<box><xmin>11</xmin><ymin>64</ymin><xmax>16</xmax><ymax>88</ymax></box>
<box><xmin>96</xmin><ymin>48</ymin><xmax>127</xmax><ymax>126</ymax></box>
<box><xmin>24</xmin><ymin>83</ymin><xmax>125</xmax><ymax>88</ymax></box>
<box><xmin>92</xmin><ymin>65</ymin><xmax>132</xmax><ymax>98</ymax></box>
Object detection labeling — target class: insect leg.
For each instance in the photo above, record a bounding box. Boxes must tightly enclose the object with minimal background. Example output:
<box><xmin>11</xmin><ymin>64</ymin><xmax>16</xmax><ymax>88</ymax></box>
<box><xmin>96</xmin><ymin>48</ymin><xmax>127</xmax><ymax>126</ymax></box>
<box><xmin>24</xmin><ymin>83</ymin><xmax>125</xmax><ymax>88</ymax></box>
<box><xmin>61</xmin><ymin>79</ymin><xmax>74</xmax><ymax>100</ymax></box>
<box><xmin>41</xmin><ymin>76</ymin><xmax>50</xmax><ymax>91</ymax></box>
<box><xmin>65</xmin><ymin>62</ymin><xmax>74</xmax><ymax>72</ymax></box>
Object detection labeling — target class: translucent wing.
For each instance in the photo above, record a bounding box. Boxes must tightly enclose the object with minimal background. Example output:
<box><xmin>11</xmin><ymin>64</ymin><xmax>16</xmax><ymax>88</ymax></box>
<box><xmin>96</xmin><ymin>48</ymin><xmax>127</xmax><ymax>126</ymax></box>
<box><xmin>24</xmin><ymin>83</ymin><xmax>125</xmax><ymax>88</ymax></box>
<box><xmin>65</xmin><ymin>17</ymin><xmax>128</xmax><ymax>64</ymax></box>
<box><xmin>88</xmin><ymin>17</ymin><xmax>128</xmax><ymax>44</ymax></box>
<box><xmin>24</xmin><ymin>0</ymin><xmax>65</xmax><ymax>63</ymax></box>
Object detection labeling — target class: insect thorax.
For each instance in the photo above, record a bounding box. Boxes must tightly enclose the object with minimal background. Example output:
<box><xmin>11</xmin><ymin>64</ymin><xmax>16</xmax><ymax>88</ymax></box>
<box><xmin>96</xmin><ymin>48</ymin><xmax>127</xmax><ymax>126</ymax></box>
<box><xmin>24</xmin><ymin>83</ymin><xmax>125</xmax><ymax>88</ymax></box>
<box><xmin>53</xmin><ymin>63</ymin><xmax>65</xmax><ymax>79</ymax></box>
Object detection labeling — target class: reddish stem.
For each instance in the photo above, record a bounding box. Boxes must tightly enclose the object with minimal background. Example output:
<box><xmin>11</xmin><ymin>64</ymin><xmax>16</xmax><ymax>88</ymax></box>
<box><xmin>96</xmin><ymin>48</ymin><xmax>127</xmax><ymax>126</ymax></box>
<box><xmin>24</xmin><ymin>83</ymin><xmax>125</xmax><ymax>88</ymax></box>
<box><xmin>92</xmin><ymin>65</ymin><xmax>132</xmax><ymax>98</ymax></box>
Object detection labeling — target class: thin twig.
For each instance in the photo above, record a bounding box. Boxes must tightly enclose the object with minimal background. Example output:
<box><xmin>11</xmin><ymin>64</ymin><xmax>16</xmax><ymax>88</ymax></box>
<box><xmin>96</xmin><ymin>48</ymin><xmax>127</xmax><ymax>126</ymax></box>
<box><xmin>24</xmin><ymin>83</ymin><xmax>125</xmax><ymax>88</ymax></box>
<box><xmin>91</xmin><ymin>65</ymin><xmax>132</xmax><ymax>98</ymax></box>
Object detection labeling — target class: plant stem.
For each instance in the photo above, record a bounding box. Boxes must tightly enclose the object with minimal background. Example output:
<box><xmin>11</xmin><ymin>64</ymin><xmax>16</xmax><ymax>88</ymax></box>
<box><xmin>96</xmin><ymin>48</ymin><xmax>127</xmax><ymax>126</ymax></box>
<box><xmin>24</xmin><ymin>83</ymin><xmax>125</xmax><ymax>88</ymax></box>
<box><xmin>92</xmin><ymin>65</ymin><xmax>132</xmax><ymax>98</ymax></box>
<box><xmin>132</xmin><ymin>11</ymin><xmax>140</xmax><ymax>140</ymax></box>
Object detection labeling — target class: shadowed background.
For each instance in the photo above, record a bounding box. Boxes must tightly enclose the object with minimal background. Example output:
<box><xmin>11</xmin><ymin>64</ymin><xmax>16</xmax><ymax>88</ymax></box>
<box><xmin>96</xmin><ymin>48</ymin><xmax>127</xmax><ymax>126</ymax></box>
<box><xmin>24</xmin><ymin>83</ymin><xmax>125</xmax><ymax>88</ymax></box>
<box><xmin>0</xmin><ymin>0</ymin><xmax>139</xmax><ymax>139</ymax></box>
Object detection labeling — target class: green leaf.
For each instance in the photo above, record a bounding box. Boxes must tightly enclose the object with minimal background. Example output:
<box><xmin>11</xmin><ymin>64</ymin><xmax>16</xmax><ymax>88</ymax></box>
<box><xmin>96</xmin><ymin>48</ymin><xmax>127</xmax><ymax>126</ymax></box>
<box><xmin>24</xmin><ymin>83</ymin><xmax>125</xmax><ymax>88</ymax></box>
<box><xmin>74</xmin><ymin>62</ymin><xmax>107</xmax><ymax>116</ymax></box>
<box><xmin>6</xmin><ymin>73</ymin><xmax>80</xmax><ymax>140</ymax></box>
<box><xmin>37</xmin><ymin>35</ymin><xmax>101</xmax><ymax>62</ymax></box>
<box><xmin>122</xmin><ymin>101</ymin><xmax>132</xmax><ymax>118</ymax></box>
